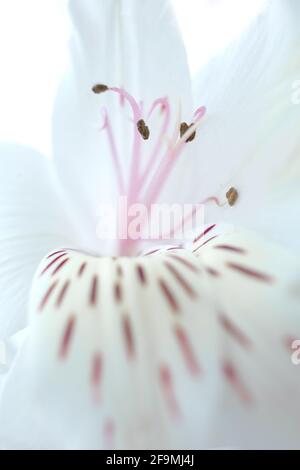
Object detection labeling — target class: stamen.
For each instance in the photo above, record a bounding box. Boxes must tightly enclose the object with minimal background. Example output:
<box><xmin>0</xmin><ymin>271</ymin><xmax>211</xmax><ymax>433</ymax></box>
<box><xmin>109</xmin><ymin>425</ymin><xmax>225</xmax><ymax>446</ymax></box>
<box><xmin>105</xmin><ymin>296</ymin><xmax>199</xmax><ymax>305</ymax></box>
<box><xmin>92</xmin><ymin>83</ymin><xmax>108</xmax><ymax>94</ymax></box>
<box><xmin>226</xmin><ymin>187</ymin><xmax>239</xmax><ymax>206</ymax></box>
<box><xmin>180</xmin><ymin>122</ymin><xmax>196</xmax><ymax>143</ymax></box>
<box><xmin>137</xmin><ymin>119</ymin><xmax>150</xmax><ymax>140</ymax></box>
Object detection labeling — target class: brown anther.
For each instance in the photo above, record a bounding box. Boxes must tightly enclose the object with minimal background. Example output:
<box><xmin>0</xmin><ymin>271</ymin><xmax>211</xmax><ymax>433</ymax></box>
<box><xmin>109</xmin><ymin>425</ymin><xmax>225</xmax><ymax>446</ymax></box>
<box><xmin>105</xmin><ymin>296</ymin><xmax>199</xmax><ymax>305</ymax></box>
<box><xmin>180</xmin><ymin>122</ymin><xmax>196</xmax><ymax>143</ymax></box>
<box><xmin>226</xmin><ymin>187</ymin><xmax>239</xmax><ymax>206</ymax></box>
<box><xmin>92</xmin><ymin>84</ymin><xmax>108</xmax><ymax>94</ymax></box>
<box><xmin>137</xmin><ymin>119</ymin><xmax>150</xmax><ymax>140</ymax></box>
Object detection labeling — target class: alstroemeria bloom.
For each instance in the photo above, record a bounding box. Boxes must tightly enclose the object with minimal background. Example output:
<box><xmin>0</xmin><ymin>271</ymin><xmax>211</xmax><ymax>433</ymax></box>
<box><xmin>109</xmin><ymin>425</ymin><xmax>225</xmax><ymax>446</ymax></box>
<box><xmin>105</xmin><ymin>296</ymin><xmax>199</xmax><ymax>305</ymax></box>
<box><xmin>0</xmin><ymin>0</ymin><xmax>300</xmax><ymax>450</ymax></box>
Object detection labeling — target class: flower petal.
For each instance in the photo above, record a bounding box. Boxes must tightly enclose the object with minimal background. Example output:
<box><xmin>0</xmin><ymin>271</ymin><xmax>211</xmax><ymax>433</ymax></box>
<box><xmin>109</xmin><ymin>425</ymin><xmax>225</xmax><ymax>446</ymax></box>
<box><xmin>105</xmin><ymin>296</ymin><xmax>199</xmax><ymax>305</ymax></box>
<box><xmin>190</xmin><ymin>0</ymin><xmax>300</xmax><ymax>247</ymax></box>
<box><xmin>52</xmin><ymin>0</ymin><xmax>193</xmax><ymax>250</ymax></box>
<box><xmin>2</xmin><ymin>227</ymin><xmax>300</xmax><ymax>449</ymax></box>
<box><xmin>0</xmin><ymin>144</ymin><xmax>80</xmax><ymax>337</ymax></box>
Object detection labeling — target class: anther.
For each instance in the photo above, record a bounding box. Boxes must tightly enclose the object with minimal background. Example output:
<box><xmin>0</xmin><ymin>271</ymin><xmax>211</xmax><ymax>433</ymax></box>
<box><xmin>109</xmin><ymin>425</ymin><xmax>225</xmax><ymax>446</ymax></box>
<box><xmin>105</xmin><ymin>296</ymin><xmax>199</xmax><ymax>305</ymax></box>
<box><xmin>92</xmin><ymin>84</ymin><xmax>109</xmax><ymax>94</ymax></box>
<box><xmin>137</xmin><ymin>119</ymin><xmax>150</xmax><ymax>140</ymax></box>
<box><xmin>180</xmin><ymin>122</ymin><xmax>196</xmax><ymax>143</ymax></box>
<box><xmin>226</xmin><ymin>187</ymin><xmax>239</xmax><ymax>206</ymax></box>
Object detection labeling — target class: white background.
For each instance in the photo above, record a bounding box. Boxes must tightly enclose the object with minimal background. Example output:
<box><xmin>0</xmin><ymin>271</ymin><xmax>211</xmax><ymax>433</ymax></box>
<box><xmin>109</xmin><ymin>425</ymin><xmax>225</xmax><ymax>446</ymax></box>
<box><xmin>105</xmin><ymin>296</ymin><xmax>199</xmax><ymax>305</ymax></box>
<box><xmin>0</xmin><ymin>0</ymin><xmax>267</xmax><ymax>157</ymax></box>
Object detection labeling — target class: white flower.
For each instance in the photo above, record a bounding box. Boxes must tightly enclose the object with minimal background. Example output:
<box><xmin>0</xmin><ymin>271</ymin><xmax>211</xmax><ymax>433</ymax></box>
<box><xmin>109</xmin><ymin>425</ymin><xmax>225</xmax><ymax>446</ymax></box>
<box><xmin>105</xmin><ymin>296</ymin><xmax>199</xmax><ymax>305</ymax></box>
<box><xmin>0</xmin><ymin>0</ymin><xmax>300</xmax><ymax>450</ymax></box>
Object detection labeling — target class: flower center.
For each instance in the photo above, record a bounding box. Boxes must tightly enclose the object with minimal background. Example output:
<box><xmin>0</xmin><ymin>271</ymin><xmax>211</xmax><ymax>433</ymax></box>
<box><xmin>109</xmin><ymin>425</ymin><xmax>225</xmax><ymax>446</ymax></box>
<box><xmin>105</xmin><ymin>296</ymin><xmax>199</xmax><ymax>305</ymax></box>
<box><xmin>92</xmin><ymin>84</ymin><xmax>238</xmax><ymax>255</ymax></box>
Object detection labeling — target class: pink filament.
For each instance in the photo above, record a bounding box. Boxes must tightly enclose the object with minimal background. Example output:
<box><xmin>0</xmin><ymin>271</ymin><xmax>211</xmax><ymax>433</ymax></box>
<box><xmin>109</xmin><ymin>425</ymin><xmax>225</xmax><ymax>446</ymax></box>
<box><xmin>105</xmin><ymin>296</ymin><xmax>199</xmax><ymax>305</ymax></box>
<box><xmin>98</xmin><ymin>86</ymin><xmax>218</xmax><ymax>255</ymax></box>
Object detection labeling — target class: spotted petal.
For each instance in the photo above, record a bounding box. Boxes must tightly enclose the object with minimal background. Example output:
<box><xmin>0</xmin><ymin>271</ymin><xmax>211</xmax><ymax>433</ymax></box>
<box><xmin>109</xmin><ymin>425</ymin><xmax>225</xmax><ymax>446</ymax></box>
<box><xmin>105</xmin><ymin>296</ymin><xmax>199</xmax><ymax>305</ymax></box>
<box><xmin>1</xmin><ymin>226</ymin><xmax>299</xmax><ymax>449</ymax></box>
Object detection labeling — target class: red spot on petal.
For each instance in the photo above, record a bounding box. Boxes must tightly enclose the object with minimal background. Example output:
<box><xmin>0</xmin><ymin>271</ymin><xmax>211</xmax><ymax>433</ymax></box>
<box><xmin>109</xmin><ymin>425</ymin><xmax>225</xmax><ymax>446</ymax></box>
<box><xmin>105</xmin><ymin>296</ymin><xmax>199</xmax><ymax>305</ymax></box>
<box><xmin>159</xmin><ymin>365</ymin><xmax>180</xmax><ymax>419</ymax></box>
<box><xmin>159</xmin><ymin>279</ymin><xmax>180</xmax><ymax>313</ymax></box>
<box><xmin>222</xmin><ymin>361</ymin><xmax>252</xmax><ymax>404</ymax></box>
<box><xmin>59</xmin><ymin>316</ymin><xmax>76</xmax><ymax>360</ymax></box>
<box><xmin>52</xmin><ymin>258</ymin><xmax>69</xmax><ymax>276</ymax></box>
<box><xmin>165</xmin><ymin>262</ymin><xmax>197</xmax><ymax>298</ymax></box>
<box><xmin>56</xmin><ymin>280</ymin><xmax>70</xmax><ymax>308</ymax></box>
<box><xmin>122</xmin><ymin>316</ymin><xmax>135</xmax><ymax>359</ymax></box>
<box><xmin>78</xmin><ymin>262</ymin><xmax>87</xmax><ymax>277</ymax></box>
<box><xmin>90</xmin><ymin>276</ymin><xmax>99</xmax><ymax>306</ymax></box>
<box><xmin>38</xmin><ymin>280</ymin><xmax>59</xmax><ymax>312</ymax></box>
<box><xmin>194</xmin><ymin>224</ymin><xmax>216</xmax><ymax>243</ymax></box>
<box><xmin>219</xmin><ymin>314</ymin><xmax>251</xmax><ymax>349</ymax></box>
<box><xmin>40</xmin><ymin>253</ymin><xmax>66</xmax><ymax>276</ymax></box>
<box><xmin>174</xmin><ymin>326</ymin><xmax>201</xmax><ymax>376</ymax></box>
<box><xmin>226</xmin><ymin>262</ymin><xmax>274</xmax><ymax>283</ymax></box>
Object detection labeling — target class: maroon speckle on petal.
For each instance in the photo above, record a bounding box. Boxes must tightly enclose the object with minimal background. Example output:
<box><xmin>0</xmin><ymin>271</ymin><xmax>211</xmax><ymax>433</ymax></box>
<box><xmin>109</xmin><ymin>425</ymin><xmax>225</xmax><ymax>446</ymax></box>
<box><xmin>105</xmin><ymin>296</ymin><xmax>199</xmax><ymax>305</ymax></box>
<box><xmin>39</xmin><ymin>280</ymin><xmax>59</xmax><ymax>312</ymax></box>
<box><xmin>56</xmin><ymin>280</ymin><xmax>70</xmax><ymax>308</ymax></box>
<box><xmin>194</xmin><ymin>224</ymin><xmax>216</xmax><ymax>243</ymax></box>
<box><xmin>222</xmin><ymin>361</ymin><xmax>252</xmax><ymax>404</ymax></box>
<box><xmin>159</xmin><ymin>279</ymin><xmax>180</xmax><ymax>313</ymax></box>
<box><xmin>40</xmin><ymin>253</ymin><xmax>66</xmax><ymax>276</ymax></box>
<box><xmin>91</xmin><ymin>352</ymin><xmax>102</xmax><ymax>402</ymax></box>
<box><xmin>219</xmin><ymin>314</ymin><xmax>251</xmax><ymax>349</ymax></box>
<box><xmin>90</xmin><ymin>275</ymin><xmax>99</xmax><ymax>306</ymax></box>
<box><xmin>78</xmin><ymin>262</ymin><xmax>87</xmax><ymax>277</ymax></box>
<box><xmin>59</xmin><ymin>316</ymin><xmax>76</xmax><ymax>359</ymax></box>
<box><xmin>144</xmin><ymin>249</ymin><xmax>160</xmax><ymax>256</ymax></box>
<box><xmin>169</xmin><ymin>255</ymin><xmax>199</xmax><ymax>273</ymax></box>
<box><xmin>193</xmin><ymin>235</ymin><xmax>218</xmax><ymax>252</ymax></box>
<box><xmin>174</xmin><ymin>326</ymin><xmax>201</xmax><ymax>376</ymax></box>
<box><xmin>226</xmin><ymin>262</ymin><xmax>274</xmax><ymax>283</ymax></box>
<box><xmin>114</xmin><ymin>283</ymin><xmax>123</xmax><ymax>303</ymax></box>
<box><xmin>52</xmin><ymin>258</ymin><xmax>70</xmax><ymax>276</ymax></box>
<box><xmin>116</xmin><ymin>265</ymin><xmax>123</xmax><ymax>277</ymax></box>
<box><xmin>283</xmin><ymin>335</ymin><xmax>298</xmax><ymax>352</ymax></box>
<box><xmin>47</xmin><ymin>250</ymin><xmax>67</xmax><ymax>259</ymax></box>
<box><xmin>136</xmin><ymin>265</ymin><xmax>147</xmax><ymax>285</ymax></box>
<box><xmin>122</xmin><ymin>315</ymin><xmax>135</xmax><ymax>359</ymax></box>
<box><xmin>205</xmin><ymin>266</ymin><xmax>220</xmax><ymax>277</ymax></box>
<box><xmin>165</xmin><ymin>262</ymin><xmax>197</xmax><ymax>298</ymax></box>
<box><xmin>103</xmin><ymin>420</ymin><xmax>115</xmax><ymax>449</ymax></box>
<box><xmin>159</xmin><ymin>365</ymin><xmax>180</xmax><ymax>419</ymax></box>
<box><xmin>214</xmin><ymin>245</ymin><xmax>246</xmax><ymax>254</ymax></box>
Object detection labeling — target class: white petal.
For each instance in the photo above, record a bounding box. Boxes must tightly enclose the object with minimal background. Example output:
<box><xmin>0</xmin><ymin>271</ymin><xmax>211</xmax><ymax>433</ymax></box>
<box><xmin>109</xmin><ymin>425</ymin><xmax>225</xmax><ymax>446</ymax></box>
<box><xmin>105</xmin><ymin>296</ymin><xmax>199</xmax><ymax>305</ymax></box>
<box><xmin>190</xmin><ymin>0</ymin><xmax>300</xmax><ymax>247</ymax></box>
<box><xmin>52</xmin><ymin>0</ymin><xmax>193</xmax><ymax>252</ymax></box>
<box><xmin>2</xmin><ymin>226</ymin><xmax>300</xmax><ymax>449</ymax></box>
<box><xmin>0</xmin><ymin>144</ymin><xmax>80</xmax><ymax>337</ymax></box>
